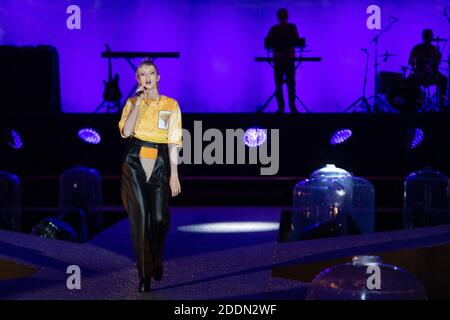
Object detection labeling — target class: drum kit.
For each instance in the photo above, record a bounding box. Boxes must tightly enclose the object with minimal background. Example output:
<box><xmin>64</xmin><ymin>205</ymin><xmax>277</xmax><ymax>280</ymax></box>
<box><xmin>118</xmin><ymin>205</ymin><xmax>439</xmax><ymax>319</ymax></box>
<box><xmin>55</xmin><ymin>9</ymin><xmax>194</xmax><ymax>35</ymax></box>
<box><xmin>376</xmin><ymin>38</ymin><xmax>449</xmax><ymax>113</ymax></box>
<box><xmin>344</xmin><ymin>14</ymin><xmax>449</xmax><ymax>114</ymax></box>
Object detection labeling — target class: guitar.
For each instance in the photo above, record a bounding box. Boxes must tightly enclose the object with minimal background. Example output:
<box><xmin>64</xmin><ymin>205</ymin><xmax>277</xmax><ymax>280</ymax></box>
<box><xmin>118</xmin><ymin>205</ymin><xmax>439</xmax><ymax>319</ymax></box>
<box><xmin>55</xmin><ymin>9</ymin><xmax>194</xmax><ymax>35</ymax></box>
<box><xmin>102</xmin><ymin>44</ymin><xmax>122</xmax><ymax>102</ymax></box>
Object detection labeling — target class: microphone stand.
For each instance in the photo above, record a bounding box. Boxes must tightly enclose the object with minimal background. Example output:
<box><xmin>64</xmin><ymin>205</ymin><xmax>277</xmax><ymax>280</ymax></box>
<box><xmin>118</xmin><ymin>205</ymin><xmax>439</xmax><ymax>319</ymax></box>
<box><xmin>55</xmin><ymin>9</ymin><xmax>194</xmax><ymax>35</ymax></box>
<box><xmin>448</xmin><ymin>54</ymin><xmax>450</xmax><ymax>109</ymax></box>
<box><xmin>435</xmin><ymin>37</ymin><xmax>442</xmax><ymax>110</ymax></box>
<box><xmin>369</xmin><ymin>18</ymin><xmax>398</xmax><ymax>112</ymax></box>
<box><xmin>343</xmin><ymin>49</ymin><xmax>372</xmax><ymax>113</ymax></box>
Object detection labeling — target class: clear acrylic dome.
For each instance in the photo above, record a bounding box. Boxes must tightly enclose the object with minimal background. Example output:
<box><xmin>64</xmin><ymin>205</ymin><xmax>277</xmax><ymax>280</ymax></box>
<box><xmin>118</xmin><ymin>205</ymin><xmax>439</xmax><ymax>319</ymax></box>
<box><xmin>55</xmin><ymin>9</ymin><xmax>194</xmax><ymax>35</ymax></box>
<box><xmin>348</xmin><ymin>177</ymin><xmax>375</xmax><ymax>234</ymax></box>
<box><xmin>404</xmin><ymin>168</ymin><xmax>449</xmax><ymax>229</ymax></box>
<box><xmin>59</xmin><ymin>166</ymin><xmax>102</xmax><ymax>238</ymax></box>
<box><xmin>292</xmin><ymin>177</ymin><xmax>348</xmax><ymax>239</ymax></box>
<box><xmin>0</xmin><ymin>171</ymin><xmax>21</xmax><ymax>231</ymax></box>
<box><xmin>311</xmin><ymin>164</ymin><xmax>352</xmax><ymax>179</ymax></box>
<box><xmin>31</xmin><ymin>217</ymin><xmax>78</xmax><ymax>242</ymax></box>
<box><xmin>306</xmin><ymin>255</ymin><xmax>427</xmax><ymax>300</ymax></box>
<box><xmin>292</xmin><ymin>165</ymin><xmax>374</xmax><ymax>240</ymax></box>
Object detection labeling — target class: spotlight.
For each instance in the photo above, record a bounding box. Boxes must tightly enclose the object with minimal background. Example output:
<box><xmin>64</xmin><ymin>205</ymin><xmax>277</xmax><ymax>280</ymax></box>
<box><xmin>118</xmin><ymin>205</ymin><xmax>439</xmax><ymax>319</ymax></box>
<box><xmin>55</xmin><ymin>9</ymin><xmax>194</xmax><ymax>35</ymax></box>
<box><xmin>178</xmin><ymin>221</ymin><xmax>279</xmax><ymax>233</ymax></box>
<box><xmin>330</xmin><ymin>129</ymin><xmax>352</xmax><ymax>145</ymax></box>
<box><xmin>78</xmin><ymin>128</ymin><xmax>101</xmax><ymax>144</ymax></box>
<box><xmin>406</xmin><ymin>128</ymin><xmax>424</xmax><ymax>150</ymax></box>
<box><xmin>243</xmin><ymin>127</ymin><xmax>267</xmax><ymax>147</ymax></box>
<box><xmin>8</xmin><ymin>129</ymin><xmax>23</xmax><ymax>149</ymax></box>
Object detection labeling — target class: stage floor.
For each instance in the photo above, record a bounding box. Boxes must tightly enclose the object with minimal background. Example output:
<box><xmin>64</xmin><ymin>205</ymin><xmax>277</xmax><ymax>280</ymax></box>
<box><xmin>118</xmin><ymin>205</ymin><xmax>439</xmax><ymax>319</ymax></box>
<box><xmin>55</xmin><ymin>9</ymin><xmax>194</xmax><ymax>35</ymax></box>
<box><xmin>2</xmin><ymin>206</ymin><xmax>450</xmax><ymax>299</ymax></box>
<box><xmin>0</xmin><ymin>207</ymin><xmax>304</xmax><ymax>299</ymax></box>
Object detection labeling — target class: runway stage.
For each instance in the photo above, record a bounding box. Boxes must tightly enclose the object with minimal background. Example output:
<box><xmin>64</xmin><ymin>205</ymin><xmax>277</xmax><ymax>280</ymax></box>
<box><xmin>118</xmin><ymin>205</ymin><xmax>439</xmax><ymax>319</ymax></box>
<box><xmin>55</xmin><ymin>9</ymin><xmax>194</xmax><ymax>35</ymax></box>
<box><xmin>2</xmin><ymin>206</ymin><xmax>450</xmax><ymax>300</ymax></box>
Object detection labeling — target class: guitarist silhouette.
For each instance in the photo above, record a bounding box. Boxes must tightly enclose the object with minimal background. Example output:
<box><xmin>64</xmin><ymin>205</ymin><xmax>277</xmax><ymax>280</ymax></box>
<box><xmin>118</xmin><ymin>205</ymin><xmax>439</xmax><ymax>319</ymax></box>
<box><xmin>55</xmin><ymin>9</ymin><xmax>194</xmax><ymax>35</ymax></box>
<box><xmin>95</xmin><ymin>44</ymin><xmax>122</xmax><ymax>113</ymax></box>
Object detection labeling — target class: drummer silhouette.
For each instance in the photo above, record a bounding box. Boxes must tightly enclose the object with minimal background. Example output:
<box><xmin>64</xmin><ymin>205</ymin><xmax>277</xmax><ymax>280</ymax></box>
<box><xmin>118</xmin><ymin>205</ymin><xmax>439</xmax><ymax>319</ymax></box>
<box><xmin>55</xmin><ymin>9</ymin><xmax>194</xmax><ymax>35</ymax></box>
<box><xmin>408</xmin><ymin>29</ymin><xmax>448</xmax><ymax>110</ymax></box>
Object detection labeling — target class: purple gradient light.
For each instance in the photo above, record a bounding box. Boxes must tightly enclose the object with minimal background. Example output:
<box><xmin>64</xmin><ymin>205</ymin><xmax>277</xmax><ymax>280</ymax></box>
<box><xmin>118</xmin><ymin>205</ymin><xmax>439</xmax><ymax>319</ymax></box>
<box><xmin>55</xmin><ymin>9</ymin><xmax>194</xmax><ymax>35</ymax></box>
<box><xmin>330</xmin><ymin>129</ymin><xmax>352</xmax><ymax>145</ymax></box>
<box><xmin>8</xmin><ymin>129</ymin><xmax>23</xmax><ymax>149</ymax></box>
<box><xmin>243</xmin><ymin>128</ymin><xmax>267</xmax><ymax>147</ymax></box>
<box><xmin>78</xmin><ymin>128</ymin><xmax>101</xmax><ymax>144</ymax></box>
<box><xmin>1</xmin><ymin>1</ymin><xmax>449</xmax><ymax>113</ymax></box>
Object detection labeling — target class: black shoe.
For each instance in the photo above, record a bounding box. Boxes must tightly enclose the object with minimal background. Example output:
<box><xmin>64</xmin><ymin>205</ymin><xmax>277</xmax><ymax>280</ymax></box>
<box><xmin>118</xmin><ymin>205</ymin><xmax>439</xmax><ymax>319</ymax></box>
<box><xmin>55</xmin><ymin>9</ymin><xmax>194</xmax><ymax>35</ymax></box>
<box><xmin>139</xmin><ymin>279</ymin><xmax>151</xmax><ymax>293</ymax></box>
<box><xmin>153</xmin><ymin>263</ymin><xmax>163</xmax><ymax>281</ymax></box>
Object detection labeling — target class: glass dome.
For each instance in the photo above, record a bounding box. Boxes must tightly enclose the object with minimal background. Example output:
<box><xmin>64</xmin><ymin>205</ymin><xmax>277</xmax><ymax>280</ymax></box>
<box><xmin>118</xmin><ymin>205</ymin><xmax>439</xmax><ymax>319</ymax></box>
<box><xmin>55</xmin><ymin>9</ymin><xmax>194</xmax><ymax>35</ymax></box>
<box><xmin>311</xmin><ymin>164</ymin><xmax>352</xmax><ymax>179</ymax></box>
<box><xmin>348</xmin><ymin>177</ymin><xmax>375</xmax><ymax>234</ymax></box>
<box><xmin>59</xmin><ymin>166</ymin><xmax>102</xmax><ymax>239</ymax></box>
<box><xmin>292</xmin><ymin>164</ymin><xmax>374</xmax><ymax>240</ymax></box>
<box><xmin>306</xmin><ymin>255</ymin><xmax>427</xmax><ymax>300</ymax></box>
<box><xmin>404</xmin><ymin>168</ymin><xmax>449</xmax><ymax>229</ymax></box>
<box><xmin>31</xmin><ymin>217</ymin><xmax>78</xmax><ymax>242</ymax></box>
<box><xmin>292</xmin><ymin>177</ymin><xmax>348</xmax><ymax>240</ymax></box>
<box><xmin>0</xmin><ymin>171</ymin><xmax>21</xmax><ymax>231</ymax></box>
<box><xmin>58</xmin><ymin>207</ymin><xmax>89</xmax><ymax>243</ymax></box>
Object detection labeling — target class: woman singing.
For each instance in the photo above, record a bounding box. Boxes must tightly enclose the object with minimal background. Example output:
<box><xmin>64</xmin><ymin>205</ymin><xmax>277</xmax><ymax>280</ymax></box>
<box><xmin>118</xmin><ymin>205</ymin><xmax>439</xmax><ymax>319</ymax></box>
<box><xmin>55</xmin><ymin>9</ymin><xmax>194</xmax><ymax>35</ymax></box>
<box><xmin>118</xmin><ymin>59</ymin><xmax>182</xmax><ymax>292</ymax></box>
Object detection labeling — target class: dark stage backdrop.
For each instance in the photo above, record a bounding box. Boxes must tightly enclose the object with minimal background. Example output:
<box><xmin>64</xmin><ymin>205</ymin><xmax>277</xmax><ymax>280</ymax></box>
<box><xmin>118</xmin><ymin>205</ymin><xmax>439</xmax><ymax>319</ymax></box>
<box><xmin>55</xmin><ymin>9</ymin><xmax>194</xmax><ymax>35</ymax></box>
<box><xmin>1</xmin><ymin>0</ymin><xmax>449</xmax><ymax>113</ymax></box>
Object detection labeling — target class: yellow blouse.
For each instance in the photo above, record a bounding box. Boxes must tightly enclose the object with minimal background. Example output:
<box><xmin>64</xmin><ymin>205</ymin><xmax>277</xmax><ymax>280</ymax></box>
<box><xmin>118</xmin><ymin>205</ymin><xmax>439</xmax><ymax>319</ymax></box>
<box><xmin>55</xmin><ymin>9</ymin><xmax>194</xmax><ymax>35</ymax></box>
<box><xmin>118</xmin><ymin>95</ymin><xmax>182</xmax><ymax>147</ymax></box>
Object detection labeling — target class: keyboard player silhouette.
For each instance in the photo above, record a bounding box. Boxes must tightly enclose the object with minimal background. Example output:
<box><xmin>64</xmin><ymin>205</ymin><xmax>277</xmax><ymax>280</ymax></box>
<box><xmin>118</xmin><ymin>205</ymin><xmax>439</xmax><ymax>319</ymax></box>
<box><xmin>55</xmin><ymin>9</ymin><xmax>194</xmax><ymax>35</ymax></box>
<box><xmin>265</xmin><ymin>8</ymin><xmax>300</xmax><ymax>113</ymax></box>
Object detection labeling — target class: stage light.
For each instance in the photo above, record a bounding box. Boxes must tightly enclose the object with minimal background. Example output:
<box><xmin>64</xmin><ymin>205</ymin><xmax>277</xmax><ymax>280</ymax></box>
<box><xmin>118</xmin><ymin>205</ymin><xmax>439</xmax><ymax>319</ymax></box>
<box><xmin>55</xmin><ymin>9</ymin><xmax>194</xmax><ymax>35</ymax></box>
<box><xmin>406</xmin><ymin>128</ymin><xmax>424</xmax><ymax>149</ymax></box>
<box><xmin>77</xmin><ymin>128</ymin><xmax>101</xmax><ymax>144</ymax></box>
<box><xmin>243</xmin><ymin>127</ymin><xmax>267</xmax><ymax>147</ymax></box>
<box><xmin>8</xmin><ymin>129</ymin><xmax>23</xmax><ymax>149</ymax></box>
<box><xmin>330</xmin><ymin>129</ymin><xmax>352</xmax><ymax>145</ymax></box>
<box><xmin>178</xmin><ymin>221</ymin><xmax>279</xmax><ymax>233</ymax></box>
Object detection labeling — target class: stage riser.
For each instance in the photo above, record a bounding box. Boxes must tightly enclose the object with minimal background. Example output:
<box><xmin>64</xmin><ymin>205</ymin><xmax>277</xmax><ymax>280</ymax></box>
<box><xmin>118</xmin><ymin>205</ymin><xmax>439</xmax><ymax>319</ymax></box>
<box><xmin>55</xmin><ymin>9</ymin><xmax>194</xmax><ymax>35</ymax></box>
<box><xmin>2</xmin><ymin>113</ymin><xmax>449</xmax><ymax>178</ymax></box>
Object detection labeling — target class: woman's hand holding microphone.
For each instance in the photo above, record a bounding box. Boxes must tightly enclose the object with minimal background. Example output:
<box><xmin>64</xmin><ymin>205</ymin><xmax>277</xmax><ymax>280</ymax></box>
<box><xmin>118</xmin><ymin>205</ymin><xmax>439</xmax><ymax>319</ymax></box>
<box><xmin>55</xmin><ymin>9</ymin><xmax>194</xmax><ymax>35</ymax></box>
<box><xmin>122</xmin><ymin>86</ymin><xmax>146</xmax><ymax>138</ymax></box>
<box><xmin>134</xmin><ymin>85</ymin><xmax>146</xmax><ymax>108</ymax></box>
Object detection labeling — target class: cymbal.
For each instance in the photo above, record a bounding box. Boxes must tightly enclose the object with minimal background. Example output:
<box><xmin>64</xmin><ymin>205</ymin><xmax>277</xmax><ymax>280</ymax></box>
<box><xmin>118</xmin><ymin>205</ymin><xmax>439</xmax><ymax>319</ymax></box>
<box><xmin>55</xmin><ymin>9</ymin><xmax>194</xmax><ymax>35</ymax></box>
<box><xmin>378</xmin><ymin>52</ymin><xmax>397</xmax><ymax>57</ymax></box>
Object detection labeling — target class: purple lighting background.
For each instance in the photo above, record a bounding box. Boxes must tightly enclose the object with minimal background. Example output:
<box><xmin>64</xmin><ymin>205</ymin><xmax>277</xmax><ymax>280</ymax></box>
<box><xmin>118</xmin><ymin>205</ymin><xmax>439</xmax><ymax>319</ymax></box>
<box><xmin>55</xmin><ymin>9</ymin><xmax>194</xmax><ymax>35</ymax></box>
<box><xmin>1</xmin><ymin>0</ymin><xmax>449</xmax><ymax>113</ymax></box>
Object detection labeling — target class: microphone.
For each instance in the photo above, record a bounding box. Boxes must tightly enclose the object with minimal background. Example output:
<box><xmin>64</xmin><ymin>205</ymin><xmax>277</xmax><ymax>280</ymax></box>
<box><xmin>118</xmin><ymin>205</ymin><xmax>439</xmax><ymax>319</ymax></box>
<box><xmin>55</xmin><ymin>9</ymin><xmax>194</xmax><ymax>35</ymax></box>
<box><xmin>390</xmin><ymin>16</ymin><xmax>399</xmax><ymax>22</ymax></box>
<box><xmin>136</xmin><ymin>87</ymin><xmax>146</xmax><ymax>97</ymax></box>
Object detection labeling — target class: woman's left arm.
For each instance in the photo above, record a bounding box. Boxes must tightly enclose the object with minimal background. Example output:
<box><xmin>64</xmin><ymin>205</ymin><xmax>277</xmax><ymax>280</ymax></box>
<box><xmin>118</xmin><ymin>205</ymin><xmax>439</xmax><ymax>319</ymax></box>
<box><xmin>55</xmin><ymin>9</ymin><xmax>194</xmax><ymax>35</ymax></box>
<box><xmin>168</xmin><ymin>144</ymin><xmax>181</xmax><ymax>197</ymax></box>
<box><xmin>168</xmin><ymin>102</ymin><xmax>183</xmax><ymax>197</ymax></box>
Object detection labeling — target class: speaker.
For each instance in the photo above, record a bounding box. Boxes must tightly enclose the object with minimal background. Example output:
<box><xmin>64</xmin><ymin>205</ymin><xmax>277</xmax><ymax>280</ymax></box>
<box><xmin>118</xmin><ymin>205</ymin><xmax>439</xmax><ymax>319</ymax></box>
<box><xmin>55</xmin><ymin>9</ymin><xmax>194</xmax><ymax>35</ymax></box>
<box><xmin>0</xmin><ymin>45</ymin><xmax>61</xmax><ymax>114</ymax></box>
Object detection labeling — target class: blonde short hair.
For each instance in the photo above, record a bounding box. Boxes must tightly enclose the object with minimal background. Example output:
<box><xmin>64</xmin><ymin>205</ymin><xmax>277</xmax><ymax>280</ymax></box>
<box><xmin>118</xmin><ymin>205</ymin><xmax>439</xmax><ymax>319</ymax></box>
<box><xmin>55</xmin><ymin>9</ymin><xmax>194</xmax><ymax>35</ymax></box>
<box><xmin>135</xmin><ymin>59</ymin><xmax>159</xmax><ymax>79</ymax></box>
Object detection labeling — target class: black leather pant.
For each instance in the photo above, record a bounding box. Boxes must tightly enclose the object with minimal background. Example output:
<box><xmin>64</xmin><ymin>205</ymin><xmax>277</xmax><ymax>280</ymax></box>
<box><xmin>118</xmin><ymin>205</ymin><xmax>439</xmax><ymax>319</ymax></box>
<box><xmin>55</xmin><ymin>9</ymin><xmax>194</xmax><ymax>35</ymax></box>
<box><xmin>120</xmin><ymin>138</ymin><xmax>171</xmax><ymax>280</ymax></box>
